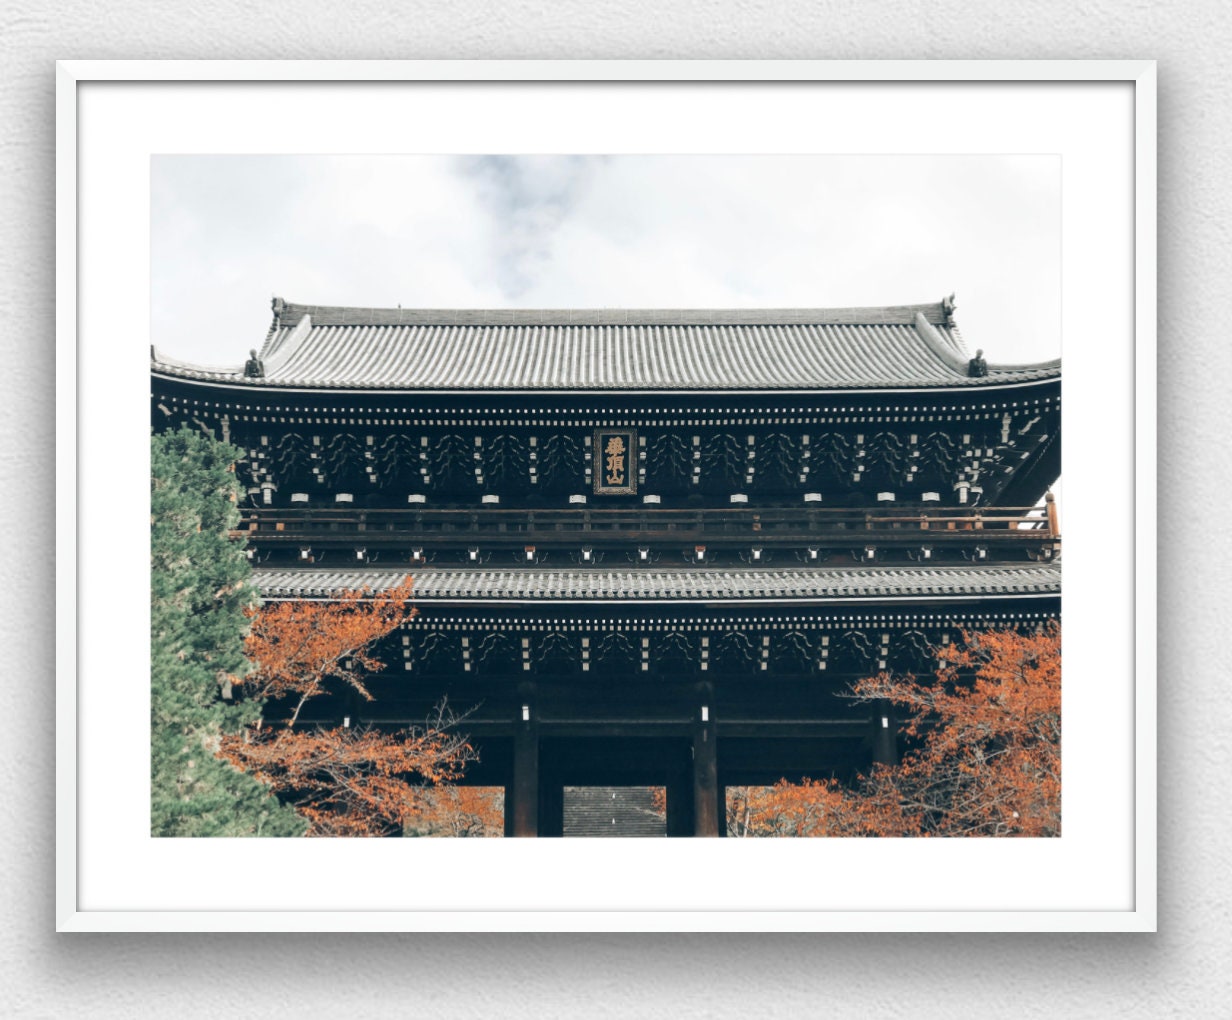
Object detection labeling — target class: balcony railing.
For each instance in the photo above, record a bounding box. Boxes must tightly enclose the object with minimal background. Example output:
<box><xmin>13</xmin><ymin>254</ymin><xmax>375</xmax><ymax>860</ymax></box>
<box><xmin>233</xmin><ymin>505</ymin><xmax>1057</xmax><ymax>544</ymax></box>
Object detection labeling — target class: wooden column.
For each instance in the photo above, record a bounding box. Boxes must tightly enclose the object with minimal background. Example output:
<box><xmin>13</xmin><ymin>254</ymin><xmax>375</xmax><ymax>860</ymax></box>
<box><xmin>665</xmin><ymin>776</ymin><xmax>693</xmax><ymax>837</ymax></box>
<box><xmin>539</xmin><ymin>773</ymin><xmax>564</xmax><ymax>839</ymax></box>
<box><xmin>871</xmin><ymin>699</ymin><xmax>898</xmax><ymax>767</ymax></box>
<box><xmin>510</xmin><ymin>705</ymin><xmax>539</xmax><ymax>838</ymax></box>
<box><xmin>693</xmin><ymin>714</ymin><xmax>720</xmax><ymax>837</ymax></box>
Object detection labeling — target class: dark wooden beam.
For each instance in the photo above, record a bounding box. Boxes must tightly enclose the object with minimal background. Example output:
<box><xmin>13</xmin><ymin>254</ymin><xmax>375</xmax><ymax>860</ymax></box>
<box><xmin>717</xmin><ymin>719</ymin><xmax>870</xmax><ymax>739</ymax></box>
<box><xmin>537</xmin><ymin>720</ymin><xmax>693</xmax><ymax>738</ymax></box>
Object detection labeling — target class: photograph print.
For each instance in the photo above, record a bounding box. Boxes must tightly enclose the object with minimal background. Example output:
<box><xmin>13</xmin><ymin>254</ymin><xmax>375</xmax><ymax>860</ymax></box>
<box><xmin>149</xmin><ymin>154</ymin><xmax>1061</xmax><ymax>839</ymax></box>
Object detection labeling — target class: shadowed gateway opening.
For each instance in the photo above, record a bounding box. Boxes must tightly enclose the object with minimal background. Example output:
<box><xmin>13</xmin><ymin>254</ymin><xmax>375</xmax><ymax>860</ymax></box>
<box><xmin>534</xmin><ymin>736</ymin><xmax>700</xmax><ymax>837</ymax></box>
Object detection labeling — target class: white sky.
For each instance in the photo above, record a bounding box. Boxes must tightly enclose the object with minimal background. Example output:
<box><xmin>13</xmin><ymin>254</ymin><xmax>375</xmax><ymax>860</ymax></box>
<box><xmin>151</xmin><ymin>154</ymin><xmax>1060</xmax><ymax>368</ymax></box>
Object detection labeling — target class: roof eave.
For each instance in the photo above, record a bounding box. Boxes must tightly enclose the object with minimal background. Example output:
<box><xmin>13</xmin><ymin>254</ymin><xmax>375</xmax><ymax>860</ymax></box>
<box><xmin>149</xmin><ymin>367</ymin><xmax>1062</xmax><ymax>395</ymax></box>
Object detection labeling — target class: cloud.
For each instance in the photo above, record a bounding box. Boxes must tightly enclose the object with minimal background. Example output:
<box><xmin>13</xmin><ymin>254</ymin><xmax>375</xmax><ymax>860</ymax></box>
<box><xmin>151</xmin><ymin>154</ymin><xmax>1060</xmax><ymax>366</ymax></box>
<box><xmin>456</xmin><ymin>155</ymin><xmax>604</xmax><ymax>297</ymax></box>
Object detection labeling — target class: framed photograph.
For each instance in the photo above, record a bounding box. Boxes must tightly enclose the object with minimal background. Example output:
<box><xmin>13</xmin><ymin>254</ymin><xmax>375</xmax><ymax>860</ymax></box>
<box><xmin>58</xmin><ymin>60</ymin><xmax>1155</xmax><ymax>931</ymax></box>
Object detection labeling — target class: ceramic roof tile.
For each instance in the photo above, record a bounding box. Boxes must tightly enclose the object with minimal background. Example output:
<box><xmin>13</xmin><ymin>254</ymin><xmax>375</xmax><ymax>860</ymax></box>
<box><xmin>152</xmin><ymin>300</ymin><xmax>1060</xmax><ymax>392</ymax></box>
<box><xmin>252</xmin><ymin>563</ymin><xmax>1062</xmax><ymax>602</ymax></box>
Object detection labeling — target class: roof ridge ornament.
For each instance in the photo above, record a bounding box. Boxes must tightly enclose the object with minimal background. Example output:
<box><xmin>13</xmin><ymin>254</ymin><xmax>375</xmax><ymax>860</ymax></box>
<box><xmin>244</xmin><ymin>348</ymin><xmax>265</xmax><ymax>379</ymax></box>
<box><xmin>942</xmin><ymin>292</ymin><xmax>957</xmax><ymax>326</ymax></box>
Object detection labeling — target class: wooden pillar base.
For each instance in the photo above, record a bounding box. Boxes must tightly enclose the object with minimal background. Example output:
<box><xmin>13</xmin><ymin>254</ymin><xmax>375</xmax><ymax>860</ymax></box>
<box><xmin>665</xmin><ymin>776</ymin><xmax>693</xmax><ymax>837</ymax></box>
<box><xmin>693</xmin><ymin>721</ymin><xmax>720</xmax><ymax>837</ymax></box>
<box><xmin>511</xmin><ymin>713</ymin><xmax>539</xmax><ymax>838</ymax></box>
<box><xmin>539</xmin><ymin>775</ymin><xmax>564</xmax><ymax>838</ymax></box>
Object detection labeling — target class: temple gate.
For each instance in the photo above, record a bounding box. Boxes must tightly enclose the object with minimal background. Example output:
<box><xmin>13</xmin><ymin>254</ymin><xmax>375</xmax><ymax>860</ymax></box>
<box><xmin>152</xmin><ymin>298</ymin><xmax>1061</xmax><ymax>836</ymax></box>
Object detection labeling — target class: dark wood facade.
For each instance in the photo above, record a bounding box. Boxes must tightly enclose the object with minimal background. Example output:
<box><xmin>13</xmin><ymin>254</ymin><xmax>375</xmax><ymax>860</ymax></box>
<box><xmin>152</xmin><ymin>299</ymin><xmax>1061</xmax><ymax>836</ymax></box>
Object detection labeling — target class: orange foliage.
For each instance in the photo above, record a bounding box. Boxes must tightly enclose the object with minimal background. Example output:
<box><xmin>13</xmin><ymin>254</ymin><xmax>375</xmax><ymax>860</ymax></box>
<box><xmin>220</xmin><ymin>713</ymin><xmax>477</xmax><ymax>837</ymax></box>
<box><xmin>650</xmin><ymin>786</ymin><xmax>667</xmax><ymax>818</ymax></box>
<box><xmin>219</xmin><ymin>576</ymin><xmax>497</xmax><ymax>837</ymax></box>
<box><xmin>239</xmin><ymin>577</ymin><xmax>417</xmax><ymax>727</ymax></box>
<box><xmin>402</xmin><ymin>785</ymin><xmax>505</xmax><ymax>838</ymax></box>
<box><xmin>728</xmin><ymin>780</ymin><xmax>847</xmax><ymax>837</ymax></box>
<box><xmin>727</xmin><ymin>623</ymin><xmax>1061</xmax><ymax>837</ymax></box>
<box><xmin>727</xmin><ymin>775</ymin><xmax>912</xmax><ymax>837</ymax></box>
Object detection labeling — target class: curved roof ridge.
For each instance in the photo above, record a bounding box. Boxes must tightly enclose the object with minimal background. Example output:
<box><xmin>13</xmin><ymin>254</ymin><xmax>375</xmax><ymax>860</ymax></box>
<box><xmin>987</xmin><ymin>355</ymin><xmax>1063</xmax><ymax>372</ymax></box>
<box><xmin>260</xmin><ymin>310</ymin><xmax>314</xmax><ymax>369</ymax></box>
<box><xmin>272</xmin><ymin>299</ymin><xmax>953</xmax><ymax>328</ymax></box>
<box><xmin>911</xmin><ymin>312</ymin><xmax>970</xmax><ymax>375</ymax></box>
<box><xmin>149</xmin><ymin>345</ymin><xmax>243</xmax><ymax>374</ymax></box>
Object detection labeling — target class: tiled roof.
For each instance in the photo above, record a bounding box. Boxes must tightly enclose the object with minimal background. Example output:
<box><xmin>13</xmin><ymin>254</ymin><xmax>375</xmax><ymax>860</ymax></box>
<box><xmin>252</xmin><ymin>563</ymin><xmax>1061</xmax><ymax>602</ymax></box>
<box><xmin>152</xmin><ymin>300</ymin><xmax>1060</xmax><ymax>392</ymax></box>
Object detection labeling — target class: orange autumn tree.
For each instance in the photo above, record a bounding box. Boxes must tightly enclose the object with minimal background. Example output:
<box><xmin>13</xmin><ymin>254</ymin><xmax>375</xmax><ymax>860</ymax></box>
<box><xmin>219</xmin><ymin>577</ymin><xmax>496</xmax><ymax>837</ymax></box>
<box><xmin>402</xmin><ymin>785</ymin><xmax>505</xmax><ymax>839</ymax></box>
<box><xmin>221</xmin><ymin>705</ymin><xmax>481</xmax><ymax>838</ymax></box>
<box><xmin>727</xmin><ymin>780</ymin><xmax>852</xmax><ymax>838</ymax></box>
<box><xmin>726</xmin><ymin>622</ymin><xmax>1061</xmax><ymax>838</ymax></box>
<box><xmin>237</xmin><ymin>577</ymin><xmax>419</xmax><ymax>727</ymax></box>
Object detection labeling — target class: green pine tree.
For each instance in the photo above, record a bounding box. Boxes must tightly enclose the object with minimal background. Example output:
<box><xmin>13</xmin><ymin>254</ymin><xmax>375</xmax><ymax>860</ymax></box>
<box><xmin>151</xmin><ymin>425</ymin><xmax>305</xmax><ymax>836</ymax></box>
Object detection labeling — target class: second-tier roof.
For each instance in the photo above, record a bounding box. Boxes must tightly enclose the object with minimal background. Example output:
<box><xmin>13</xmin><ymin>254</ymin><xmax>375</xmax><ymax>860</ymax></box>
<box><xmin>252</xmin><ymin>563</ymin><xmax>1062</xmax><ymax>603</ymax></box>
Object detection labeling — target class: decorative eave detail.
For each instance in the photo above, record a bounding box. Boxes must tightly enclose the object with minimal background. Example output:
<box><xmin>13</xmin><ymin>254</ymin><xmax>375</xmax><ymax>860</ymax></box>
<box><xmin>912</xmin><ymin>311</ymin><xmax>1060</xmax><ymax>376</ymax></box>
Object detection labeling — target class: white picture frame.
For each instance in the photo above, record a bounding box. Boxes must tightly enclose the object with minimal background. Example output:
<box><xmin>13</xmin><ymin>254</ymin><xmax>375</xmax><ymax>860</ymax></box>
<box><xmin>57</xmin><ymin>60</ymin><xmax>1156</xmax><ymax>932</ymax></box>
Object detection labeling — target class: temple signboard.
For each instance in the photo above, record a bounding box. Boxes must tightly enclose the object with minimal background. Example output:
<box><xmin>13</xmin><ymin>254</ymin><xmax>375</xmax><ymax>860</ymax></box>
<box><xmin>594</xmin><ymin>428</ymin><xmax>637</xmax><ymax>495</ymax></box>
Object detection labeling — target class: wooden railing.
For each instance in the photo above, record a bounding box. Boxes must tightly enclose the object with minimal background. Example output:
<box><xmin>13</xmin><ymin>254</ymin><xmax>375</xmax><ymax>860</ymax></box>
<box><xmin>234</xmin><ymin>505</ymin><xmax>1056</xmax><ymax>541</ymax></box>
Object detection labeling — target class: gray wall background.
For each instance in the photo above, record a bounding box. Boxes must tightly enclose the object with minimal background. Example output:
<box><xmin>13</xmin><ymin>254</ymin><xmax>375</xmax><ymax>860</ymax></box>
<box><xmin>2</xmin><ymin>3</ymin><xmax>1221</xmax><ymax>1016</ymax></box>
